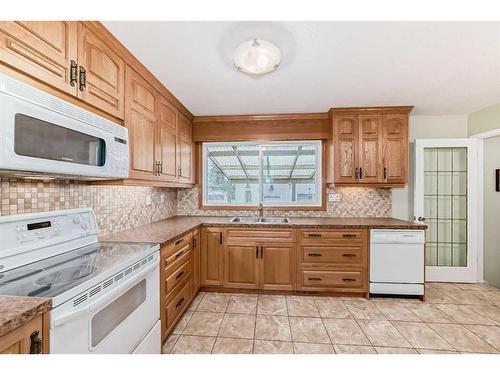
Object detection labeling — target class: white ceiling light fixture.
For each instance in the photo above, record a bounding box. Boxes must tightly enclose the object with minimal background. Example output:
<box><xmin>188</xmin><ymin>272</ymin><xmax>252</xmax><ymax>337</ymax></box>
<box><xmin>233</xmin><ymin>39</ymin><xmax>282</xmax><ymax>75</ymax></box>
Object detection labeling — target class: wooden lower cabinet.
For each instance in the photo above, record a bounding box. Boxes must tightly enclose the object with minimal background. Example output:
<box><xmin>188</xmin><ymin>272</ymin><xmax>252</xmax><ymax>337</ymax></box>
<box><xmin>0</xmin><ymin>315</ymin><xmax>46</xmax><ymax>354</ymax></box>
<box><xmin>200</xmin><ymin>227</ymin><xmax>224</xmax><ymax>287</ymax></box>
<box><xmin>260</xmin><ymin>243</ymin><xmax>295</xmax><ymax>291</ymax></box>
<box><xmin>192</xmin><ymin>229</ymin><xmax>201</xmax><ymax>295</ymax></box>
<box><xmin>224</xmin><ymin>244</ymin><xmax>260</xmax><ymax>289</ymax></box>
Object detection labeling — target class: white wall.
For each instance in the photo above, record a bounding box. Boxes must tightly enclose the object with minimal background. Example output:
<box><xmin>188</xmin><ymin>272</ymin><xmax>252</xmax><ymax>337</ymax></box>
<box><xmin>391</xmin><ymin>115</ymin><xmax>468</xmax><ymax>220</ymax></box>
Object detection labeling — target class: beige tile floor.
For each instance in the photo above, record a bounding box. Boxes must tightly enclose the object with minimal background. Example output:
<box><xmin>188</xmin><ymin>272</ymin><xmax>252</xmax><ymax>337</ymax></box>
<box><xmin>162</xmin><ymin>282</ymin><xmax>500</xmax><ymax>354</ymax></box>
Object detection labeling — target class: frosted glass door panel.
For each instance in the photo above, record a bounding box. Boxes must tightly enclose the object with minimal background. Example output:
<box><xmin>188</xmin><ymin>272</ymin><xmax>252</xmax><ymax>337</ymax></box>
<box><xmin>424</xmin><ymin>148</ymin><xmax>467</xmax><ymax>268</ymax></box>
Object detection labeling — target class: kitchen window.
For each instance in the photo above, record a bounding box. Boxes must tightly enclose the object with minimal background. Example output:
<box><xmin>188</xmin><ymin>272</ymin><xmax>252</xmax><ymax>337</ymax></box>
<box><xmin>202</xmin><ymin>141</ymin><xmax>322</xmax><ymax>207</ymax></box>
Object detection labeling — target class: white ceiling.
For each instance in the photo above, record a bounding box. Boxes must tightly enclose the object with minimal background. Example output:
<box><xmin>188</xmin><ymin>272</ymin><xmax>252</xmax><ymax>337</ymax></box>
<box><xmin>103</xmin><ymin>21</ymin><xmax>500</xmax><ymax>116</ymax></box>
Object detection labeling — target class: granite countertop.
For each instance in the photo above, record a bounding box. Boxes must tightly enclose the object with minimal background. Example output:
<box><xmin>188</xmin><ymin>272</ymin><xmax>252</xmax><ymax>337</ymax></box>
<box><xmin>0</xmin><ymin>296</ymin><xmax>51</xmax><ymax>337</ymax></box>
<box><xmin>102</xmin><ymin>215</ymin><xmax>427</xmax><ymax>246</ymax></box>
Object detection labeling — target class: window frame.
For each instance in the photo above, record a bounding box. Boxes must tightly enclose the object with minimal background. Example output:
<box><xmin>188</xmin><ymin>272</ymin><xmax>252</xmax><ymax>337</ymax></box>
<box><xmin>200</xmin><ymin>140</ymin><xmax>325</xmax><ymax>210</ymax></box>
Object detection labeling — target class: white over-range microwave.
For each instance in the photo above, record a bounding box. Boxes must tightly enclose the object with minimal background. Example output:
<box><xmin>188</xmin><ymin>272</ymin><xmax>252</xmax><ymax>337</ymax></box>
<box><xmin>0</xmin><ymin>72</ymin><xmax>129</xmax><ymax>180</ymax></box>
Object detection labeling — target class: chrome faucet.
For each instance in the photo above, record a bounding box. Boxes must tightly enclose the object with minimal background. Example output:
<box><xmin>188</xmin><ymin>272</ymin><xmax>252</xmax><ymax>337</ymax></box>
<box><xmin>257</xmin><ymin>203</ymin><xmax>264</xmax><ymax>219</ymax></box>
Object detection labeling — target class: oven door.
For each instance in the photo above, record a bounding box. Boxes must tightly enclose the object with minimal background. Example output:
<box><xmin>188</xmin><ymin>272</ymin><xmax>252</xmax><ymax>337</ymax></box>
<box><xmin>50</xmin><ymin>261</ymin><xmax>160</xmax><ymax>354</ymax></box>
<box><xmin>0</xmin><ymin>76</ymin><xmax>128</xmax><ymax>179</ymax></box>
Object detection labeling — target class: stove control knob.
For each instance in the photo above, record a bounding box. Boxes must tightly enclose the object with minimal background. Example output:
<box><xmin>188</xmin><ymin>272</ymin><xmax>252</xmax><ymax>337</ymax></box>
<box><xmin>81</xmin><ymin>223</ymin><xmax>89</xmax><ymax>230</ymax></box>
<box><xmin>73</xmin><ymin>217</ymin><xmax>82</xmax><ymax>224</ymax></box>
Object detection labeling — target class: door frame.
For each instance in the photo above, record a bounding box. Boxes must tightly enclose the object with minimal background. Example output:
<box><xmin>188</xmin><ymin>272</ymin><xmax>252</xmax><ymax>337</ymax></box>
<box><xmin>414</xmin><ymin>138</ymin><xmax>480</xmax><ymax>282</ymax></box>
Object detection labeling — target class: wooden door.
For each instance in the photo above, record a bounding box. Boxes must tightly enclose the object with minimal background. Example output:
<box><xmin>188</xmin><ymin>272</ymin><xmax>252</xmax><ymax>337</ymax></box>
<box><xmin>77</xmin><ymin>23</ymin><xmax>125</xmax><ymax>119</ymax></box>
<box><xmin>201</xmin><ymin>227</ymin><xmax>223</xmax><ymax>286</ymax></box>
<box><xmin>224</xmin><ymin>244</ymin><xmax>260</xmax><ymax>289</ymax></box>
<box><xmin>125</xmin><ymin>65</ymin><xmax>158</xmax><ymax>180</ymax></box>
<box><xmin>358</xmin><ymin>114</ymin><xmax>383</xmax><ymax>183</ymax></box>
<box><xmin>192</xmin><ymin>230</ymin><xmax>201</xmax><ymax>294</ymax></box>
<box><xmin>333</xmin><ymin>115</ymin><xmax>359</xmax><ymax>183</ymax></box>
<box><xmin>382</xmin><ymin>114</ymin><xmax>408</xmax><ymax>184</ymax></box>
<box><xmin>260</xmin><ymin>243</ymin><xmax>295</xmax><ymax>291</ymax></box>
<box><xmin>178</xmin><ymin>112</ymin><xmax>193</xmax><ymax>183</ymax></box>
<box><xmin>0</xmin><ymin>315</ymin><xmax>43</xmax><ymax>354</ymax></box>
<box><xmin>156</xmin><ymin>97</ymin><xmax>178</xmax><ymax>181</ymax></box>
<box><xmin>0</xmin><ymin>21</ymin><xmax>78</xmax><ymax>95</ymax></box>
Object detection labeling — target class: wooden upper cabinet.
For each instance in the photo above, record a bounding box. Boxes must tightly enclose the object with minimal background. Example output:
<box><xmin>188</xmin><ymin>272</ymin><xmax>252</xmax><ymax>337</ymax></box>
<box><xmin>331</xmin><ymin>107</ymin><xmax>411</xmax><ymax>186</ymax></box>
<box><xmin>178</xmin><ymin>113</ymin><xmax>194</xmax><ymax>183</ymax></box>
<box><xmin>382</xmin><ymin>114</ymin><xmax>408</xmax><ymax>184</ymax></box>
<box><xmin>358</xmin><ymin>114</ymin><xmax>383</xmax><ymax>183</ymax></box>
<box><xmin>157</xmin><ymin>97</ymin><xmax>179</xmax><ymax>181</ymax></box>
<box><xmin>201</xmin><ymin>227</ymin><xmax>223</xmax><ymax>286</ymax></box>
<box><xmin>77</xmin><ymin>24</ymin><xmax>125</xmax><ymax>119</ymax></box>
<box><xmin>125</xmin><ymin>65</ymin><xmax>157</xmax><ymax>180</ymax></box>
<box><xmin>333</xmin><ymin>115</ymin><xmax>358</xmax><ymax>183</ymax></box>
<box><xmin>0</xmin><ymin>21</ymin><xmax>78</xmax><ymax>95</ymax></box>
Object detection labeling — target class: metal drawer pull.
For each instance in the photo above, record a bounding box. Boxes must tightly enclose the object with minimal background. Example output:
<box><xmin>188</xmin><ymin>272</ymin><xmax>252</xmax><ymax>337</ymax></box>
<box><xmin>70</xmin><ymin>60</ymin><xmax>78</xmax><ymax>87</ymax></box>
<box><xmin>176</xmin><ymin>297</ymin><xmax>185</xmax><ymax>308</ymax></box>
<box><xmin>175</xmin><ymin>271</ymin><xmax>185</xmax><ymax>280</ymax></box>
<box><xmin>342</xmin><ymin>234</ymin><xmax>357</xmax><ymax>238</ymax></box>
<box><xmin>342</xmin><ymin>253</ymin><xmax>356</xmax><ymax>257</ymax></box>
<box><xmin>308</xmin><ymin>233</ymin><xmax>322</xmax><ymax>238</ymax></box>
<box><xmin>307</xmin><ymin>253</ymin><xmax>322</xmax><ymax>257</ymax></box>
<box><xmin>308</xmin><ymin>277</ymin><xmax>322</xmax><ymax>281</ymax></box>
<box><xmin>175</xmin><ymin>238</ymin><xmax>184</xmax><ymax>246</ymax></box>
<box><xmin>175</xmin><ymin>250</ymin><xmax>184</xmax><ymax>259</ymax></box>
<box><xmin>342</xmin><ymin>278</ymin><xmax>357</xmax><ymax>282</ymax></box>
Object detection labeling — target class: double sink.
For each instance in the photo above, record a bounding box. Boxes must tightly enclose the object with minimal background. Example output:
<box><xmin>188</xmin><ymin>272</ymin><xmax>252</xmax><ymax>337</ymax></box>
<box><xmin>230</xmin><ymin>217</ymin><xmax>291</xmax><ymax>224</ymax></box>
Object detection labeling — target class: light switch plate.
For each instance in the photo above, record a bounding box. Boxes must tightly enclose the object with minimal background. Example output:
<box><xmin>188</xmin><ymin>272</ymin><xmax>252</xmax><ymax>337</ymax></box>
<box><xmin>145</xmin><ymin>195</ymin><xmax>152</xmax><ymax>206</ymax></box>
<box><xmin>328</xmin><ymin>193</ymin><xmax>342</xmax><ymax>203</ymax></box>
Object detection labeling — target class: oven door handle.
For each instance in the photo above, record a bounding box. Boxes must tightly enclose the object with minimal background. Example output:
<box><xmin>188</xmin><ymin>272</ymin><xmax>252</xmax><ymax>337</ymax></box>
<box><xmin>52</xmin><ymin>261</ymin><xmax>158</xmax><ymax>328</ymax></box>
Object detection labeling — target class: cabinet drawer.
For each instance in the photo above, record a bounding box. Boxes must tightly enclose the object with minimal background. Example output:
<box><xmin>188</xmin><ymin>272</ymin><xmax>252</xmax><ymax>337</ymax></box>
<box><xmin>165</xmin><ymin>243</ymin><xmax>191</xmax><ymax>275</ymax></box>
<box><xmin>302</xmin><ymin>246</ymin><xmax>365</xmax><ymax>266</ymax></box>
<box><xmin>165</xmin><ymin>259</ymin><xmax>191</xmax><ymax>294</ymax></box>
<box><xmin>166</xmin><ymin>280</ymin><xmax>191</xmax><ymax>328</ymax></box>
<box><xmin>226</xmin><ymin>229</ymin><xmax>295</xmax><ymax>243</ymax></box>
<box><xmin>301</xmin><ymin>229</ymin><xmax>365</xmax><ymax>244</ymax></box>
<box><xmin>302</xmin><ymin>270</ymin><xmax>364</xmax><ymax>289</ymax></box>
<box><xmin>161</xmin><ymin>233</ymin><xmax>193</xmax><ymax>260</ymax></box>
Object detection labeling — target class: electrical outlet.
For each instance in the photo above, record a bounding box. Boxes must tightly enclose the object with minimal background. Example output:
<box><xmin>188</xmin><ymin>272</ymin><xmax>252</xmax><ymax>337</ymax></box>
<box><xmin>328</xmin><ymin>193</ymin><xmax>342</xmax><ymax>203</ymax></box>
<box><xmin>145</xmin><ymin>195</ymin><xmax>152</xmax><ymax>206</ymax></box>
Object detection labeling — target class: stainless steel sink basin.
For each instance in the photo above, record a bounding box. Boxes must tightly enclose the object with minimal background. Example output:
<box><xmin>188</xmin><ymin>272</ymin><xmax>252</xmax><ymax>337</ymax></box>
<box><xmin>259</xmin><ymin>217</ymin><xmax>291</xmax><ymax>223</ymax></box>
<box><xmin>230</xmin><ymin>217</ymin><xmax>291</xmax><ymax>224</ymax></box>
<box><xmin>230</xmin><ymin>217</ymin><xmax>260</xmax><ymax>223</ymax></box>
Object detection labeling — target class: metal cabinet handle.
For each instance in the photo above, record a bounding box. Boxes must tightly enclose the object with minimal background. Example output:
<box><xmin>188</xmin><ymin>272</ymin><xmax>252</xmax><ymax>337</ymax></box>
<box><xmin>342</xmin><ymin>278</ymin><xmax>356</xmax><ymax>282</ymax></box>
<box><xmin>342</xmin><ymin>253</ymin><xmax>356</xmax><ymax>257</ymax></box>
<box><xmin>155</xmin><ymin>161</ymin><xmax>160</xmax><ymax>176</ymax></box>
<box><xmin>384</xmin><ymin>167</ymin><xmax>387</xmax><ymax>180</ymax></box>
<box><xmin>308</xmin><ymin>277</ymin><xmax>322</xmax><ymax>281</ymax></box>
<box><xmin>176</xmin><ymin>297</ymin><xmax>185</xmax><ymax>308</ymax></box>
<box><xmin>178</xmin><ymin>167</ymin><xmax>182</xmax><ymax>178</ymax></box>
<box><xmin>342</xmin><ymin>234</ymin><xmax>356</xmax><ymax>238</ymax></box>
<box><xmin>78</xmin><ymin>66</ymin><xmax>86</xmax><ymax>91</ymax></box>
<box><xmin>30</xmin><ymin>330</ymin><xmax>42</xmax><ymax>354</ymax></box>
<box><xmin>308</xmin><ymin>233</ymin><xmax>322</xmax><ymax>238</ymax></box>
<box><xmin>174</xmin><ymin>250</ymin><xmax>184</xmax><ymax>259</ymax></box>
<box><xmin>159</xmin><ymin>162</ymin><xmax>163</xmax><ymax>174</ymax></box>
<box><xmin>359</xmin><ymin>167</ymin><xmax>363</xmax><ymax>179</ymax></box>
<box><xmin>260</xmin><ymin>246</ymin><xmax>263</xmax><ymax>259</ymax></box>
<box><xmin>219</xmin><ymin>232</ymin><xmax>223</xmax><ymax>244</ymax></box>
<box><xmin>175</xmin><ymin>238</ymin><xmax>184</xmax><ymax>246</ymax></box>
<box><xmin>193</xmin><ymin>238</ymin><xmax>196</xmax><ymax>249</ymax></box>
<box><xmin>175</xmin><ymin>271</ymin><xmax>185</xmax><ymax>280</ymax></box>
<box><xmin>355</xmin><ymin>168</ymin><xmax>359</xmax><ymax>179</ymax></box>
<box><xmin>70</xmin><ymin>60</ymin><xmax>78</xmax><ymax>87</ymax></box>
<box><xmin>307</xmin><ymin>253</ymin><xmax>322</xmax><ymax>257</ymax></box>
<box><xmin>256</xmin><ymin>246</ymin><xmax>259</xmax><ymax>259</ymax></box>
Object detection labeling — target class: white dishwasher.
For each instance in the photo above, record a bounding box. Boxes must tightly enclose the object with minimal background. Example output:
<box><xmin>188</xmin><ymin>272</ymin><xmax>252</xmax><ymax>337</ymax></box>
<box><xmin>370</xmin><ymin>229</ymin><xmax>425</xmax><ymax>296</ymax></box>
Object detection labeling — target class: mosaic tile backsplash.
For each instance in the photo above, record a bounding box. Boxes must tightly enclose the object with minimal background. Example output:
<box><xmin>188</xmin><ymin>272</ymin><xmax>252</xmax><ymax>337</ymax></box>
<box><xmin>0</xmin><ymin>178</ymin><xmax>177</xmax><ymax>236</ymax></box>
<box><xmin>177</xmin><ymin>186</ymin><xmax>391</xmax><ymax>218</ymax></box>
<box><xmin>0</xmin><ymin>178</ymin><xmax>391</xmax><ymax>237</ymax></box>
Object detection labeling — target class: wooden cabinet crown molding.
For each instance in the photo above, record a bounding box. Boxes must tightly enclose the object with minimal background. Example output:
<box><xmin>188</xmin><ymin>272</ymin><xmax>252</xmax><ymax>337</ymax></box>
<box><xmin>329</xmin><ymin>106</ymin><xmax>414</xmax><ymax>115</ymax></box>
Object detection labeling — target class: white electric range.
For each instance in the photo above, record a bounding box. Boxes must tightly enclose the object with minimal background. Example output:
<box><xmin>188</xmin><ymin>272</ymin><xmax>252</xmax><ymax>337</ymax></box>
<box><xmin>0</xmin><ymin>208</ymin><xmax>161</xmax><ymax>354</ymax></box>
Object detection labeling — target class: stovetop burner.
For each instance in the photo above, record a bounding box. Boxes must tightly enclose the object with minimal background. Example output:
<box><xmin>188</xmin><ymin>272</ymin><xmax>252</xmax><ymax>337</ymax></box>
<box><xmin>34</xmin><ymin>265</ymin><xmax>98</xmax><ymax>287</ymax></box>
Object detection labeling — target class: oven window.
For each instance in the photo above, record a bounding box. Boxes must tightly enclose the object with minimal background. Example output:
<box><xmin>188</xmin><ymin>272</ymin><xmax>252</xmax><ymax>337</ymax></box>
<box><xmin>14</xmin><ymin>113</ymin><xmax>106</xmax><ymax>166</ymax></box>
<box><xmin>91</xmin><ymin>279</ymin><xmax>146</xmax><ymax>348</ymax></box>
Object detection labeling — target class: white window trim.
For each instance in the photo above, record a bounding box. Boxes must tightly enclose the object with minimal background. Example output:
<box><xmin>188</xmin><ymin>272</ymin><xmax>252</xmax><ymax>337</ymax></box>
<box><xmin>202</xmin><ymin>140</ymin><xmax>323</xmax><ymax>208</ymax></box>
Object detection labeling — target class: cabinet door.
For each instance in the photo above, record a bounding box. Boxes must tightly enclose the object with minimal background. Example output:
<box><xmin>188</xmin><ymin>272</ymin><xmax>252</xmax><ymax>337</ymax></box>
<box><xmin>178</xmin><ymin>112</ymin><xmax>194</xmax><ymax>183</ymax></box>
<box><xmin>125</xmin><ymin>65</ymin><xmax>158</xmax><ymax>180</ymax></box>
<box><xmin>224</xmin><ymin>244</ymin><xmax>260</xmax><ymax>289</ymax></box>
<box><xmin>201</xmin><ymin>227</ymin><xmax>223</xmax><ymax>286</ymax></box>
<box><xmin>358</xmin><ymin>114</ymin><xmax>383</xmax><ymax>183</ymax></box>
<box><xmin>0</xmin><ymin>21</ymin><xmax>78</xmax><ymax>95</ymax></box>
<box><xmin>333</xmin><ymin>115</ymin><xmax>359</xmax><ymax>183</ymax></box>
<box><xmin>156</xmin><ymin>97</ymin><xmax>178</xmax><ymax>181</ymax></box>
<box><xmin>260</xmin><ymin>243</ymin><xmax>295</xmax><ymax>291</ymax></box>
<box><xmin>192</xmin><ymin>230</ymin><xmax>201</xmax><ymax>294</ymax></box>
<box><xmin>77</xmin><ymin>24</ymin><xmax>125</xmax><ymax>119</ymax></box>
<box><xmin>0</xmin><ymin>315</ymin><xmax>43</xmax><ymax>354</ymax></box>
<box><xmin>382</xmin><ymin>114</ymin><xmax>408</xmax><ymax>184</ymax></box>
